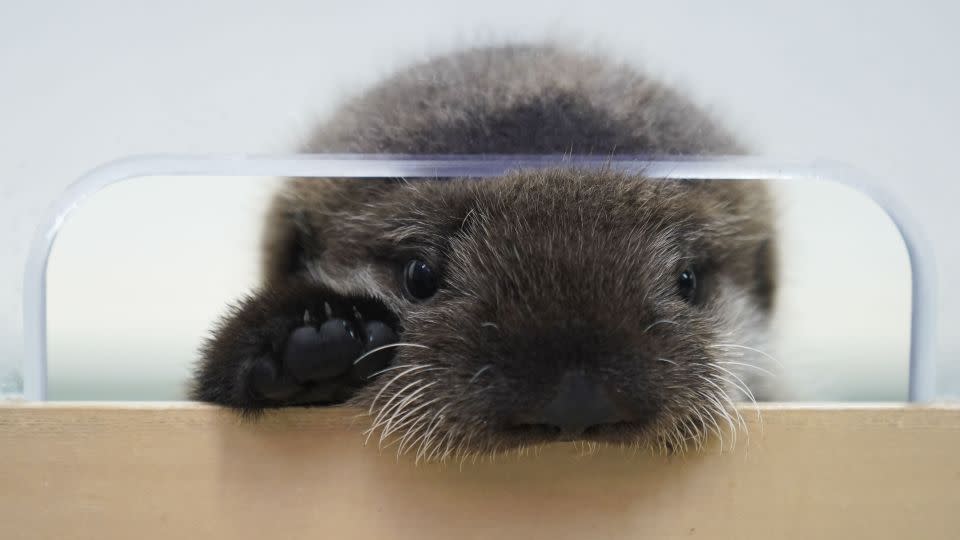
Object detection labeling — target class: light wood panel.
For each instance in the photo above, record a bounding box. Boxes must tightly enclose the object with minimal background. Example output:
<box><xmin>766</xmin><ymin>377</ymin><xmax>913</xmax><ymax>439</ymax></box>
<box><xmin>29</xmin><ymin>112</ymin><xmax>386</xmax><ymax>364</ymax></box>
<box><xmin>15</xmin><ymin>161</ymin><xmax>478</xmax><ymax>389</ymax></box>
<box><xmin>1</xmin><ymin>403</ymin><xmax>958</xmax><ymax>539</ymax></box>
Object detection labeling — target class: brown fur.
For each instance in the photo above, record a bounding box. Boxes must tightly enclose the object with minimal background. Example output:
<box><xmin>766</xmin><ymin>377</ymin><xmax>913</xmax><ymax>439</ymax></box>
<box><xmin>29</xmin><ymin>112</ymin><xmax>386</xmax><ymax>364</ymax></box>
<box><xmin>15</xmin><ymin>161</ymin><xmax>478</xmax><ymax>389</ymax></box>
<box><xmin>193</xmin><ymin>44</ymin><xmax>779</xmax><ymax>457</ymax></box>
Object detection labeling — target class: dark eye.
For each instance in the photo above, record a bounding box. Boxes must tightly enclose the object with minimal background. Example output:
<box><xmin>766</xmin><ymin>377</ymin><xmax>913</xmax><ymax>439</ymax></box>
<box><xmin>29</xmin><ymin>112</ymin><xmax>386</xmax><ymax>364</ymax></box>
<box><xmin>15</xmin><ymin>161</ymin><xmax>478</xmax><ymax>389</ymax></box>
<box><xmin>403</xmin><ymin>259</ymin><xmax>439</xmax><ymax>301</ymax></box>
<box><xmin>677</xmin><ymin>268</ymin><xmax>697</xmax><ymax>303</ymax></box>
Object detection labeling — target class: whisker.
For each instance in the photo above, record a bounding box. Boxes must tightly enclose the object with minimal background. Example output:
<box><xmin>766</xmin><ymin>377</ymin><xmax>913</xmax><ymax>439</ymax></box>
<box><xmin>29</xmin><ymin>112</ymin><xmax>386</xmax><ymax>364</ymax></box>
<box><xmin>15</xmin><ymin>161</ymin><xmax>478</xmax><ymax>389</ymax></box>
<box><xmin>371</xmin><ymin>378</ymin><xmax>427</xmax><ymax>425</ymax></box>
<box><xmin>714</xmin><ymin>373</ymin><xmax>763</xmax><ymax>427</ymax></box>
<box><xmin>371</xmin><ymin>408</ymin><xmax>423</xmax><ymax>448</ymax></box>
<box><xmin>709</xmin><ymin>343</ymin><xmax>782</xmax><ymax>367</ymax></box>
<box><xmin>368</xmin><ymin>365</ymin><xmax>440</xmax><ymax>413</ymax></box>
<box><xmin>430</xmin><ymin>431</ymin><xmax>453</xmax><ymax>463</ymax></box>
<box><xmin>396</xmin><ymin>417</ymin><xmax>432</xmax><ymax>458</ymax></box>
<box><xmin>469</xmin><ymin>364</ymin><xmax>493</xmax><ymax>384</ymax></box>
<box><xmin>416</xmin><ymin>404</ymin><xmax>452</xmax><ymax>463</ymax></box>
<box><xmin>710</xmin><ymin>363</ymin><xmax>759</xmax><ymax>403</ymax></box>
<box><xmin>365</xmin><ymin>380</ymin><xmax>428</xmax><ymax>444</ymax></box>
<box><xmin>643</xmin><ymin>319</ymin><xmax>678</xmax><ymax>334</ymax></box>
<box><xmin>378</xmin><ymin>379</ymin><xmax>434</xmax><ymax>425</ymax></box>
<box><xmin>698</xmin><ymin>388</ymin><xmax>735</xmax><ymax>450</ymax></box>
<box><xmin>695</xmin><ymin>404</ymin><xmax>724</xmax><ymax>450</ymax></box>
<box><xmin>354</xmin><ymin>343</ymin><xmax>431</xmax><ymax>365</ymax></box>
<box><xmin>379</xmin><ymin>392</ymin><xmax>441</xmax><ymax>445</ymax></box>
<box><xmin>702</xmin><ymin>375</ymin><xmax>747</xmax><ymax>436</ymax></box>
<box><xmin>715</xmin><ymin>360</ymin><xmax>776</xmax><ymax>377</ymax></box>
<box><xmin>437</xmin><ymin>429</ymin><xmax>461</xmax><ymax>463</ymax></box>
<box><xmin>365</xmin><ymin>363</ymin><xmax>418</xmax><ymax>380</ymax></box>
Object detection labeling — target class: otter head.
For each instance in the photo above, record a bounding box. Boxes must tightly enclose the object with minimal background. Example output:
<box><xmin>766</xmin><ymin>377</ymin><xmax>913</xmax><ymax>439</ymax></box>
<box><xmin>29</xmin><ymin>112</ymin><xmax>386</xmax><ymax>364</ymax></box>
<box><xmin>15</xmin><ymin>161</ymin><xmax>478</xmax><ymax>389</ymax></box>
<box><xmin>265</xmin><ymin>167</ymin><xmax>777</xmax><ymax>457</ymax></box>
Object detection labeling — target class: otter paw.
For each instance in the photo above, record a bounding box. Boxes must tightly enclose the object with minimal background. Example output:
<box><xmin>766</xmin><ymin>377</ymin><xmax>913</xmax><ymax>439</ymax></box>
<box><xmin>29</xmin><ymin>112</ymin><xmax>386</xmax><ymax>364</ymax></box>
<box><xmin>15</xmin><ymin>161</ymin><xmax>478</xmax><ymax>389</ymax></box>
<box><xmin>246</xmin><ymin>314</ymin><xmax>399</xmax><ymax>405</ymax></box>
<box><xmin>192</xmin><ymin>279</ymin><xmax>402</xmax><ymax>410</ymax></box>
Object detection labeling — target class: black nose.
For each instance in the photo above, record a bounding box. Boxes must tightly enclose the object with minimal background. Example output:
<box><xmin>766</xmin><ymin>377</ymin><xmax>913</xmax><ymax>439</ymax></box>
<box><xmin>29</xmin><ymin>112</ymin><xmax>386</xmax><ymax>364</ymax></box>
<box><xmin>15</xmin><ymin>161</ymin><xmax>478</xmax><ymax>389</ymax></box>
<box><xmin>513</xmin><ymin>371</ymin><xmax>623</xmax><ymax>437</ymax></box>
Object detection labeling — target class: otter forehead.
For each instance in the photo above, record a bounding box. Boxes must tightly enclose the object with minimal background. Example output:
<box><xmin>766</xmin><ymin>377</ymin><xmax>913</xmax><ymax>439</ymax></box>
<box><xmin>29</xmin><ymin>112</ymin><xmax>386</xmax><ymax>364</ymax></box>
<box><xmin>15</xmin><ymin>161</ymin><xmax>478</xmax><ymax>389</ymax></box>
<box><xmin>301</xmin><ymin>169</ymin><xmax>765</xmax><ymax>302</ymax></box>
<box><xmin>404</xmin><ymin>176</ymin><xmax>699</xmax><ymax>299</ymax></box>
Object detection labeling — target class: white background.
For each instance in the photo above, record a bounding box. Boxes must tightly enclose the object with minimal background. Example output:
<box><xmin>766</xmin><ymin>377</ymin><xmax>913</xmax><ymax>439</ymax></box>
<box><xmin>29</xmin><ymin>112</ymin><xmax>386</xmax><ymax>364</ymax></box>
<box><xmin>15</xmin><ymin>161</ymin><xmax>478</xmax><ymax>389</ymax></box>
<box><xmin>1</xmin><ymin>0</ymin><xmax>957</xmax><ymax>400</ymax></box>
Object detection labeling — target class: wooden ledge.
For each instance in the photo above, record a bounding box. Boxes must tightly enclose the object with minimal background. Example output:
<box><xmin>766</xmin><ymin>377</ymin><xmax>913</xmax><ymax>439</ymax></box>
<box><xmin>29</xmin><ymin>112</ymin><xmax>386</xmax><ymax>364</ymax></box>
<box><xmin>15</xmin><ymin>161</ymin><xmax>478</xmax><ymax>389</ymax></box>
<box><xmin>1</xmin><ymin>403</ymin><xmax>959</xmax><ymax>539</ymax></box>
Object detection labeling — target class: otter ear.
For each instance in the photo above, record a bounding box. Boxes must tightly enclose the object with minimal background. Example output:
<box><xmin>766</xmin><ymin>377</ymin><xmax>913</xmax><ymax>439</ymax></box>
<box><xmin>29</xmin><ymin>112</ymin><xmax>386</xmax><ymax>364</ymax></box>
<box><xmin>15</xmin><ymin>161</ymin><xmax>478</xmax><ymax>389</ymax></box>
<box><xmin>753</xmin><ymin>239</ymin><xmax>778</xmax><ymax>311</ymax></box>
<box><xmin>260</xmin><ymin>178</ymin><xmax>401</xmax><ymax>284</ymax></box>
<box><xmin>261</xmin><ymin>197</ymin><xmax>321</xmax><ymax>284</ymax></box>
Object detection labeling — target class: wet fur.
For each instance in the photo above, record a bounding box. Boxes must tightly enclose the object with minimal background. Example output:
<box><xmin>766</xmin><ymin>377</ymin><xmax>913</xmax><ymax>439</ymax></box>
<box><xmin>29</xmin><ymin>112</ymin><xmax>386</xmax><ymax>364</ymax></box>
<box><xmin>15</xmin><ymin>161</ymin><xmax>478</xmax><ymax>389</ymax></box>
<box><xmin>192</xmin><ymin>44</ymin><xmax>780</xmax><ymax>457</ymax></box>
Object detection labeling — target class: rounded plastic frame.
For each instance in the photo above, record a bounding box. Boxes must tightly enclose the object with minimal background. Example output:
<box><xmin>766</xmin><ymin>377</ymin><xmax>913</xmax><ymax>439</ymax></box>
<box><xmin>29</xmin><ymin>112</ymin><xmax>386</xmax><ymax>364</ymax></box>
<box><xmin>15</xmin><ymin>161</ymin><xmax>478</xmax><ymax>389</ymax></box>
<box><xmin>21</xmin><ymin>155</ymin><xmax>938</xmax><ymax>402</ymax></box>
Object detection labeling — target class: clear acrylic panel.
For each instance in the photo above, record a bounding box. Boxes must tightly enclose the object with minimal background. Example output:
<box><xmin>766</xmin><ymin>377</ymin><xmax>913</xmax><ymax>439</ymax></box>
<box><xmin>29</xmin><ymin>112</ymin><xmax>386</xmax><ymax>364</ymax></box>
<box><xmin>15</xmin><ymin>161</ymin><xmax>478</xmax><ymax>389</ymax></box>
<box><xmin>23</xmin><ymin>155</ymin><xmax>932</xmax><ymax>402</ymax></box>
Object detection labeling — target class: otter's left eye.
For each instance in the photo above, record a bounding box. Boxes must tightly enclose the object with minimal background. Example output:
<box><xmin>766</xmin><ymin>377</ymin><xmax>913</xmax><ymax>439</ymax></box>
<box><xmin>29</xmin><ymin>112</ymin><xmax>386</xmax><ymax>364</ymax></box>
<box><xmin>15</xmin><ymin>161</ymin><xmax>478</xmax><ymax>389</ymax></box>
<box><xmin>403</xmin><ymin>259</ymin><xmax>439</xmax><ymax>301</ymax></box>
<box><xmin>677</xmin><ymin>268</ymin><xmax>697</xmax><ymax>303</ymax></box>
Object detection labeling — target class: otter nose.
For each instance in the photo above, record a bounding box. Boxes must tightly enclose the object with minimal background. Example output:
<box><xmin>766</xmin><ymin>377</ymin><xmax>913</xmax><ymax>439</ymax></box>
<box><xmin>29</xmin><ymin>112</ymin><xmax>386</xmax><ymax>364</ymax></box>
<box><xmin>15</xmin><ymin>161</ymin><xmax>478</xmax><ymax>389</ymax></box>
<box><xmin>514</xmin><ymin>371</ymin><xmax>623</xmax><ymax>437</ymax></box>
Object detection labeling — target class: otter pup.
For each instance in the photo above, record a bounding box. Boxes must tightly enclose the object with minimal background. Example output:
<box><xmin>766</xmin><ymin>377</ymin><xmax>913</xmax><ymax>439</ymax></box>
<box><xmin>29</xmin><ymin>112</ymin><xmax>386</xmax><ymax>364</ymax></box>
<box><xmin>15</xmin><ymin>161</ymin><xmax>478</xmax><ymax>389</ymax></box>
<box><xmin>191</xmin><ymin>45</ymin><xmax>778</xmax><ymax>458</ymax></box>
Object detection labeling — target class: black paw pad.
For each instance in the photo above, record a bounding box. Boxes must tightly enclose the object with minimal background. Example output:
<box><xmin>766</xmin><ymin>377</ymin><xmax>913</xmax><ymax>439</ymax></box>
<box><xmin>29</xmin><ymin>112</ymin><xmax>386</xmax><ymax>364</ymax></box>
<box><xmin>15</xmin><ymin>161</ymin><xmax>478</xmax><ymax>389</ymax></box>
<box><xmin>284</xmin><ymin>319</ymin><xmax>364</xmax><ymax>382</ymax></box>
<box><xmin>247</xmin><ymin>358</ymin><xmax>299</xmax><ymax>400</ymax></box>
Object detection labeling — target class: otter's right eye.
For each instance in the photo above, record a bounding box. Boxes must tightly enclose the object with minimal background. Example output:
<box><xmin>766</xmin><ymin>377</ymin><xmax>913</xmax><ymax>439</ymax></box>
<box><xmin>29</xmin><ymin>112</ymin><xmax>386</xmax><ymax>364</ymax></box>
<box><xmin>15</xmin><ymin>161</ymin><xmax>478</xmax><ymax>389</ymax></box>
<box><xmin>403</xmin><ymin>259</ymin><xmax>439</xmax><ymax>301</ymax></box>
<box><xmin>677</xmin><ymin>268</ymin><xmax>697</xmax><ymax>303</ymax></box>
